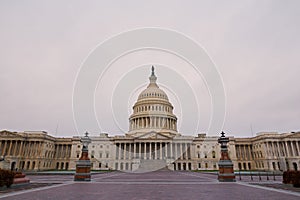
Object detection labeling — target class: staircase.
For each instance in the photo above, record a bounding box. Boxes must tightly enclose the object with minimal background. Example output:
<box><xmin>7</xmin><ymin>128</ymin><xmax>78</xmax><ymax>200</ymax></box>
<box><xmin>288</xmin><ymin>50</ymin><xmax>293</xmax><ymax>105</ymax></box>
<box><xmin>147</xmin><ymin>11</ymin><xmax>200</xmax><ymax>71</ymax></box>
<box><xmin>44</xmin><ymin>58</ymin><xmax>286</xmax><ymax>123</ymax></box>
<box><xmin>134</xmin><ymin>159</ymin><xmax>167</xmax><ymax>173</ymax></box>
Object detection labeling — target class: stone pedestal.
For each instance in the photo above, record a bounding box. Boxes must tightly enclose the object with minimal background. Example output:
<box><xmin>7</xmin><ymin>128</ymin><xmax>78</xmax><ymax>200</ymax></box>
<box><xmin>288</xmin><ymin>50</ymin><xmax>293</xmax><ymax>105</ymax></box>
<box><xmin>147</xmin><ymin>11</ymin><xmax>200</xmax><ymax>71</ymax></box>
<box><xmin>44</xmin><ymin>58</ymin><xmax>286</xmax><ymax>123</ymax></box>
<box><xmin>13</xmin><ymin>172</ymin><xmax>30</xmax><ymax>185</ymax></box>
<box><xmin>218</xmin><ymin>131</ymin><xmax>236</xmax><ymax>182</ymax></box>
<box><xmin>74</xmin><ymin>132</ymin><xmax>91</xmax><ymax>181</ymax></box>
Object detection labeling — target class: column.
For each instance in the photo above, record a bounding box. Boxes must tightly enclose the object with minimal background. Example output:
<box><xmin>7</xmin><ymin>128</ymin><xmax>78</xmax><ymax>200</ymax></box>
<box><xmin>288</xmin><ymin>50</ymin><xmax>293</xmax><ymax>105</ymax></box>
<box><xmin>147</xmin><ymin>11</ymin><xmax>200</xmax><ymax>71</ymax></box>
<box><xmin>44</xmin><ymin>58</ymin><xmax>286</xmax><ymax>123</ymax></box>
<box><xmin>248</xmin><ymin>145</ymin><xmax>252</xmax><ymax>160</ymax></box>
<box><xmin>280</xmin><ymin>142</ymin><xmax>284</xmax><ymax>156</ymax></box>
<box><xmin>272</xmin><ymin>142</ymin><xmax>276</xmax><ymax>157</ymax></box>
<box><xmin>18</xmin><ymin>141</ymin><xmax>23</xmax><ymax>156</ymax></box>
<box><xmin>124</xmin><ymin>143</ymin><xmax>127</xmax><ymax>159</ymax></box>
<box><xmin>149</xmin><ymin>142</ymin><xmax>152</xmax><ymax>160</ymax></box>
<box><xmin>180</xmin><ymin>143</ymin><xmax>183</xmax><ymax>160</ymax></box>
<box><xmin>175</xmin><ymin>142</ymin><xmax>178</xmax><ymax>159</ymax></box>
<box><xmin>296</xmin><ymin>141</ymin><xmax>300</xmax><ymax>156</ymax></box>
<box><xmin>155</xmin><ymin>142</ymin><xmax>157</xmax><ymax>159</ymax></box>
<box><xmin>165</xmin><ymin>142</ymin><xmax>168</xmax><ymax>159</ymax></box>
<box><xmin>277</xmin><ymin>142</ymin><xmax>281</xmax><ymax>157</ymax></box>
<box><xmin>144</xmin><ymin>142</ymin><xmax>147</xmax><ymax>159</ymax></box>
<box><xmin>182</xmin><ymin>143</ymin><xmax>186</xmax><ymax>159</ymax></box>
<box><xmin>12</xmin><ymin>141</ymin><xmax>17</xmax><ymax>156</ymax></box>
<box><xmin>118</xmin><ymin>143</ymin><xmax>122</xmax><ymax>160</ymax></box>
<box><xmin>7</xmin><ymin>140</ymin><xmax>12</xmax><ymax>156</ymax></box>
<box><xmin>139</xmin><ymin>142</ymin><xmax>142</xmax><ymax>158</ymax></box>
<box><xmin>187</xmin><ymin>143</ymin><xmax>191</xmax><ymax>159</ymax></box>
<box><xmin>160</xmin><ymin>142</ymin><xmax>163</xmax><ymax>159</ymax></box>
<box><xmin>284</xmin><ymin>141</ymin><xmax>290</xmax><ymax>157</ymax></box>
<box><xmin>133</xmin><ymin>143</ymin><xmax>136</xmax><ymax>158</ymax></box>
<box><xmin>170</xmin><ymin>142</ymin><xmax>173</xmax><ymax>159</ymax></box>
<box><xmin>129</xmin><ymin>143</ymin><xmax>132</xmax><ymax>159</ymax></box>
<box><xmin>283</xmin><ymin>141</ymin><xmax>287</xmax><ymax>157</ymax></box>
<box><xmin>289</xmin><ymin>141</ymin><xmax>295</xmax><ymax>157</ymax></box>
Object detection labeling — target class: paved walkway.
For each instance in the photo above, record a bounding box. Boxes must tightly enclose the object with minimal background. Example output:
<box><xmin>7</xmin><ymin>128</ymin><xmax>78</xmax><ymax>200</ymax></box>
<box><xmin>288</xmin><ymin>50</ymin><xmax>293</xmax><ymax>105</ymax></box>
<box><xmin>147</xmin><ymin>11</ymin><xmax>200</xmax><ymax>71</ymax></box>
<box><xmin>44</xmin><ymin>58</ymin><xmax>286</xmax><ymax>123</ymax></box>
<box><xmin>0</xmin><ymin>171</ymin><xmax>299</xmax><ymax>200</ymax></box>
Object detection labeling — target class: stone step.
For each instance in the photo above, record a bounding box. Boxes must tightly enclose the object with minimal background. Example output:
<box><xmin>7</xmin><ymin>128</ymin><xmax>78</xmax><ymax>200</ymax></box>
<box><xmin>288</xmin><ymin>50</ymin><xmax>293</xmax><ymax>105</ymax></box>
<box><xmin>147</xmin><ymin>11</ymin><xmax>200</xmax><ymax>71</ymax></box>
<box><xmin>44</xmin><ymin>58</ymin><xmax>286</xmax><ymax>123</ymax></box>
<box><xmin>134</xmin><ymin>159</ymin><xmax>167</xmax><ymax>173</ymax></box>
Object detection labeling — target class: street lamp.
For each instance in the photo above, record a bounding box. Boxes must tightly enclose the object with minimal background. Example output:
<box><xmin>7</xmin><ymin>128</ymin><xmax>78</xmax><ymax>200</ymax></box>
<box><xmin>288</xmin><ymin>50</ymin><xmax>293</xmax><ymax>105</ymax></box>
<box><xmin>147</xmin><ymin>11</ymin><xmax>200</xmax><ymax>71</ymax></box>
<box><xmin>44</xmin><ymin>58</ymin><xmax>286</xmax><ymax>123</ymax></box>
<box><xmin>74</xmin><ymin>132</ymin><xmax>92</xmax><ymax>181</ymax></box>
<box><xmin>218</xmin><ymin>131</ymin><xmax>236</xmax><ymax>182</ymax></box>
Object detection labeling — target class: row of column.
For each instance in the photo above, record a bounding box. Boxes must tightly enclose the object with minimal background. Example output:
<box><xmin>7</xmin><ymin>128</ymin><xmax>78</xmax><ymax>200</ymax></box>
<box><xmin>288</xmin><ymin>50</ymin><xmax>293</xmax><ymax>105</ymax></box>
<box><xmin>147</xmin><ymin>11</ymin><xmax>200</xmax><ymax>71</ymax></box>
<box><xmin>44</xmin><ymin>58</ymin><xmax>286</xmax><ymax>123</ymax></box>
<box><xmin>0</xmin><ymin>140</ymin><xmax>72</xmax><ymax>159</ymax></box>
<box><xmin>115</xmin><ymin>142</ymin><xmax>191</xmax><ymax>160</ymax></box>
<box><xmin>54</xmin><ymin>144</ymin><xmax>72</xmax><ymax>158</ymax></box>
<box><xmin>236</xmin><ymin>144</ymin><xmax>253</xmax><ymax>160</ymax></box>
<box><xmin>0</xmin><ymin>140</ymin><xmax>43</xmax><ymax>157</ymax></box>
<box><xmin>236</xmin><ymin>140</ymin><xmax>300</xmax><ymax>160</ymax></box>
<box><xmin>265</xmin><ymin>140</ymin><xmax>300</xmax><ymax>158</ymax></box>
<box><xmin>130</xmin><ymin>117</ymin><xmax>177</xmax><ymax>131</ymax></box>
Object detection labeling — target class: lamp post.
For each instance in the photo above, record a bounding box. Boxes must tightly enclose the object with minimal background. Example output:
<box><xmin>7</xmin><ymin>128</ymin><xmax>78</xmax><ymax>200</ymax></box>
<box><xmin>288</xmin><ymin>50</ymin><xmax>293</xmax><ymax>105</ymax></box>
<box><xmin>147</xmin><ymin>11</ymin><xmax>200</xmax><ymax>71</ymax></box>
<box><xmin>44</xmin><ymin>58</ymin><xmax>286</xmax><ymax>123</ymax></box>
<box><xmin>74</xmin><ymin>132</ymin><xmax>92</xmax><ymax>181</ymax></box>
<box><xmin>218</xmin><ymin>131</ymin><xmax>236</xmax><ymax>182</ymax></box>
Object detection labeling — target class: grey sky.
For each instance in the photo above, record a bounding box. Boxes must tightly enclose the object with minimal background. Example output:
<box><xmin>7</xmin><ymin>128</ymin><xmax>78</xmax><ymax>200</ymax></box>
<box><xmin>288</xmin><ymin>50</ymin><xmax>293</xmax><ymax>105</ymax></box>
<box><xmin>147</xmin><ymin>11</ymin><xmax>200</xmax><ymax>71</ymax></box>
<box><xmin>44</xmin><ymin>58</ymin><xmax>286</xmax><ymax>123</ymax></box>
<box><xmin>0</xmin><ymin>0</ymin><xmax>299</xmax><ymax>137</ymax></box>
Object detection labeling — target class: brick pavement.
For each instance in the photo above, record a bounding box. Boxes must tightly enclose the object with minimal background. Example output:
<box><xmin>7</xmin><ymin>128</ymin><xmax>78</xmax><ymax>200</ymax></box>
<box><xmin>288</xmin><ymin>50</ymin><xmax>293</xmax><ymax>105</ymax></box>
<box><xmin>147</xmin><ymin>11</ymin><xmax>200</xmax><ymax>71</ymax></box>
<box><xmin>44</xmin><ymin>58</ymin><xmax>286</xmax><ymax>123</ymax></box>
<box><xmin>0</xmin><ymin>171</ymin><xmax>299</xmax><ymax>200</ymax></box>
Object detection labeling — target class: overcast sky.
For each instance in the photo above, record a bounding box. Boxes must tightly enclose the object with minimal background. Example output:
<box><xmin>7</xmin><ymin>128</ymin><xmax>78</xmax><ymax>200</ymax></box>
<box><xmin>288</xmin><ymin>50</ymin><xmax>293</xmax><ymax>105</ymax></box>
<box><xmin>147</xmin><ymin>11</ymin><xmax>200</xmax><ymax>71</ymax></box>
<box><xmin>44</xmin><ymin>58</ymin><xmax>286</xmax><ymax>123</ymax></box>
<box><xmin>0</xmin><ymin>0</ymin><xmax>299</xmax><ymax>138</ymax></box>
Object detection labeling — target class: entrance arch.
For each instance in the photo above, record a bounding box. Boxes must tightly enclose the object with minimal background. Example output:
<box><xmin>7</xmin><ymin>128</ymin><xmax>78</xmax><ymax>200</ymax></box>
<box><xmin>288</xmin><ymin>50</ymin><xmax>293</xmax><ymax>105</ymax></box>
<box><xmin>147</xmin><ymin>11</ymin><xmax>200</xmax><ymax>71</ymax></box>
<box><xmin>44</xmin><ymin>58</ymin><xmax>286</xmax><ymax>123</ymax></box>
<box><xmin>293</xmin><ymin>162</ymin><xmax>298</xmax><ymax>171</ymax></box>
<box><xmin>11</xmin><ymin>162</ymin><xmax>16</xmax><ymax>171</ymax></box>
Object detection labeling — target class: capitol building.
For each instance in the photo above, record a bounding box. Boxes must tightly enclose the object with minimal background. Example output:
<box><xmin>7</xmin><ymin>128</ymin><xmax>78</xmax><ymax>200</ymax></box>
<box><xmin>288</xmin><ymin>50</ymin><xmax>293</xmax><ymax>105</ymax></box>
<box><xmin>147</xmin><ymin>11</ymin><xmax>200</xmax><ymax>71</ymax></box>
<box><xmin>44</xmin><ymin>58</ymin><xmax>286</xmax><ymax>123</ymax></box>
<box><xmin>1</xmin><ymin>67</ymin><xmax>300</xmax><ymax>172</ymax></box>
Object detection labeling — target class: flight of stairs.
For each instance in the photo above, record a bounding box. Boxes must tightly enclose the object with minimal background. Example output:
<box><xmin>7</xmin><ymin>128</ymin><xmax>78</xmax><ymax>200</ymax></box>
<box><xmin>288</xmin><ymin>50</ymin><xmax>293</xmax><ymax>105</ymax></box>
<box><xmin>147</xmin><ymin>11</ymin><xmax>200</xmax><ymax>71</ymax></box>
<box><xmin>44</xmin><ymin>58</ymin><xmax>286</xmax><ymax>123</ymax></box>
<box><xmin>134</xmin><ymin>159</ymin><xmax>167</xmax><ymax>173</ymax></box>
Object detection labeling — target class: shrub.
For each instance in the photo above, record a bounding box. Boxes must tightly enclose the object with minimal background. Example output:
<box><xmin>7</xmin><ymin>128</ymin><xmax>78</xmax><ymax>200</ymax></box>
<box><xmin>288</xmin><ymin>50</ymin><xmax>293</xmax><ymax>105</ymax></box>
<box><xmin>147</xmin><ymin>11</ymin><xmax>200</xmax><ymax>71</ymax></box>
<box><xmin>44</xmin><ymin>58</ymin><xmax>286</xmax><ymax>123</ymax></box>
<box><xmin>283</xmin><ymin>170</ymin><xmax>300</xmax><ymax>187</ymax></box>
<box><xmin>0</xmin><ymin>169</ymin><xmax>16</xmax><ymax>188</ymax></box>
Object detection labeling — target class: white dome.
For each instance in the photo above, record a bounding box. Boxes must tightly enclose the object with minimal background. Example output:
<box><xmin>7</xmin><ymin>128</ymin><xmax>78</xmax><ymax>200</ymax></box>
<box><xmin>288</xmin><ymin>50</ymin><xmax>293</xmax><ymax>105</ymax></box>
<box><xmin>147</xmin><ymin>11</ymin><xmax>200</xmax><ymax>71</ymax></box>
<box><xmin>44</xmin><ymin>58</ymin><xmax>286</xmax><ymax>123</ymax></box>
<box><xmin>128</xmin><ymin>66</ymin><xmax>178</xmax><ymax>135</ymax></box>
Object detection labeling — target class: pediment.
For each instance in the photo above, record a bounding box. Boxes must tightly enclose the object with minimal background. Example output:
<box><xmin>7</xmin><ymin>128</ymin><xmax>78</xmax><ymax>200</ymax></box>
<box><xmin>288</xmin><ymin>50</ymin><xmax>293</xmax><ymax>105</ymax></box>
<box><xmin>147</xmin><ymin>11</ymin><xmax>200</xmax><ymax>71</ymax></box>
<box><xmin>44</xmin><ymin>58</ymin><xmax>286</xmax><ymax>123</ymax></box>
<box><xmin>0</xmin><ymin>130</ymin><xmax>20</xmax><ymax>138</ymax></box>
<box><xmin>286</xmin><ymin>132</ymin><xmax>300</xmax><ymax>138</ymax></box>
<box><xmin>134</xmin><ymin>131</ymin><xmax>173</xmax><ymax>140</ymax></box>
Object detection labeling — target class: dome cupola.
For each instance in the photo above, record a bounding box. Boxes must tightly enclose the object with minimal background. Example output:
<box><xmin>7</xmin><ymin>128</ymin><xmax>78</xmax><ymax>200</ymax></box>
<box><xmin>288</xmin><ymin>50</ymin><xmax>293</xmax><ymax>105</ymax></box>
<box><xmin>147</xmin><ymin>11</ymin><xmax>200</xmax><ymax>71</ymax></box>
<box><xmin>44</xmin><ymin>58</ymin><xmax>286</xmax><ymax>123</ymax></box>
<box><xmin>128</xmin><ymin>66</ymin><xmax>178</xmax><ymax>136</ymax></box>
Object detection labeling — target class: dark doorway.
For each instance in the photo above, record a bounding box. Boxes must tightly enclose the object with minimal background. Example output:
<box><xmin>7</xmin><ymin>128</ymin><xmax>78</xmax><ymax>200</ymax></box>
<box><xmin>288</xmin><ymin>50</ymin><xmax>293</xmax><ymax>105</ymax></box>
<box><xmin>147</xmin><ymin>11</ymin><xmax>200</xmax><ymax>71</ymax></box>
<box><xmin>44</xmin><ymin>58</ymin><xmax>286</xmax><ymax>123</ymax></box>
<box><xmin>293</xmin><ymin>162</ymin><xmax>298</xmax><ymax>171</ymax></box>
<box><xmin>11</xmin><ymin>162</ymin><xmax>16</xmax><ymax>171</ymax></box>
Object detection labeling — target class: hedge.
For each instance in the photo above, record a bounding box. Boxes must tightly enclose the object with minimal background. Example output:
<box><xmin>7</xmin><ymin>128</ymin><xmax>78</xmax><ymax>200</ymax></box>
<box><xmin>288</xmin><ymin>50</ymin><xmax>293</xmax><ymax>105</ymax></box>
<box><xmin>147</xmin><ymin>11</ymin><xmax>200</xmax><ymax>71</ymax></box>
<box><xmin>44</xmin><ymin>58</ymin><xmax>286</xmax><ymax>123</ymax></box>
<box><xmin>283</xmin><ymin>170</ymin><xmax>300</xmax><ymax>188</ymax></box>
<box><xmin>0</xmin><ymin>169</ymin><xmax>16</xmax><ymax>188</ymax></box>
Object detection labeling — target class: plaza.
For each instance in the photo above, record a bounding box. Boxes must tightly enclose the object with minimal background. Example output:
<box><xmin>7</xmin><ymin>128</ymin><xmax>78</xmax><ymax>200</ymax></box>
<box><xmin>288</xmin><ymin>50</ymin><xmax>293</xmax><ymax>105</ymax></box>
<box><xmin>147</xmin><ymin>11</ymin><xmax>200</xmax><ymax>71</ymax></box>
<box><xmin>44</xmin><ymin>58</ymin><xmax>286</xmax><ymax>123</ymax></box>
<box><xmin>0</xmin><ymin>170</ymin><xmax>300</xmax><ymax>200</ymax></box>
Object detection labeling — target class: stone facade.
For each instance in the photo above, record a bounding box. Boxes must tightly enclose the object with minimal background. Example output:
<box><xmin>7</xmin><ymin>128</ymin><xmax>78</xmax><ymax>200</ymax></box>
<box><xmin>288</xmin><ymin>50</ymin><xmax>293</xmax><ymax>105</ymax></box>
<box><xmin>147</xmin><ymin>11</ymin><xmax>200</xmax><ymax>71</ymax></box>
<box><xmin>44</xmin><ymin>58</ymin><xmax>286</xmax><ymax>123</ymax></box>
<box><xmin>1</xmin><ymin>67</ymin><xmax>299</xmax><ymax>172</ymax></box>
<box><xmin>0</xmin><ymin>130</ymin><xmax>72</xmax><ymax>171</ymax></box>
<box><xmin>234</xmin><ymin>132</ymin><xmax>300</xmax><ymax>171</ymax></box>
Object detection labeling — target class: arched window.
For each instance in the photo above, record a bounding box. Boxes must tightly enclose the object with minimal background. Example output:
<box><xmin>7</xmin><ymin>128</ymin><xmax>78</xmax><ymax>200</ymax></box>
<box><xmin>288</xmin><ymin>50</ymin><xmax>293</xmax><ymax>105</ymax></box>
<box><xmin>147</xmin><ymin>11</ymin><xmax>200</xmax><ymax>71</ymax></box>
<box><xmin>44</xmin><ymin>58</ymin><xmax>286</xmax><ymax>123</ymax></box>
<box><xmin>212</xmin><ymin>151</ymin><xmax>216</xmax><ymax>158</ymax></box>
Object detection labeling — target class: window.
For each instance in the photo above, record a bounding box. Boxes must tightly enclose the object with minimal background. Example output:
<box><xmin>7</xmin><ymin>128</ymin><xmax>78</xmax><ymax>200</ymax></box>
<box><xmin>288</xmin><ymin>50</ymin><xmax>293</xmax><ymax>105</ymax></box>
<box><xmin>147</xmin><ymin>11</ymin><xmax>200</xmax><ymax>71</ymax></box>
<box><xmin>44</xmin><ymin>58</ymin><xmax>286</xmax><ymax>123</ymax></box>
<box><xmin>198</xmin><ymin>163</ymin><xmax>201</xmax><ymax>168</ymax></box>
<box><xmin>77</xmin><ymin>154</ymin><xmax>79</xmax><ymax>158</ymax></box>
<box><xmin>212</xmin><ymin>151</ymin><xmax>216</xmax><ymax>158</ymax></box>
